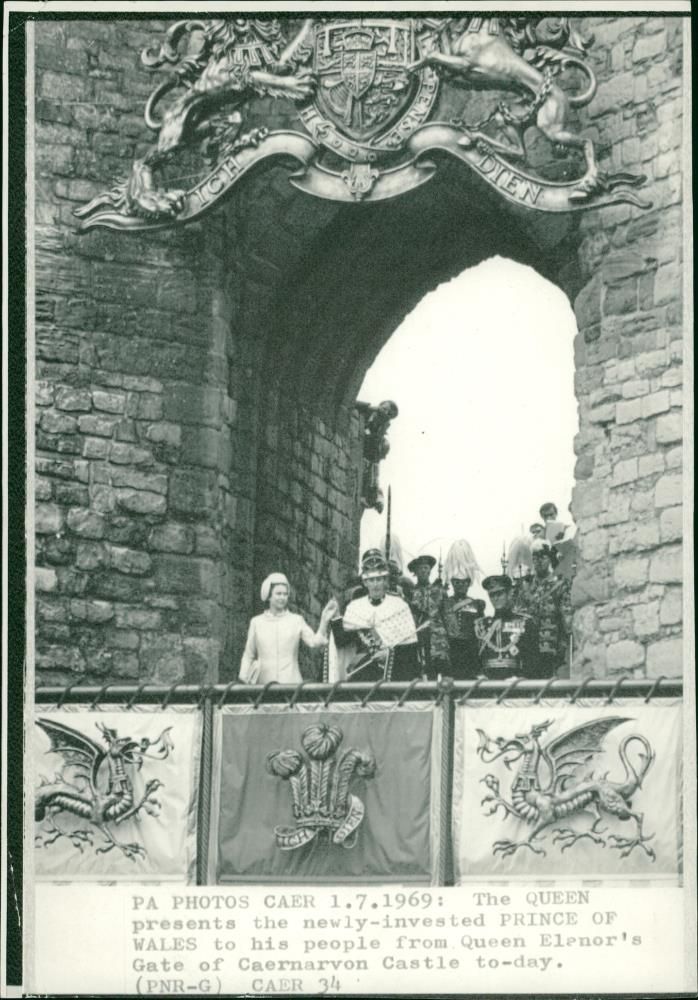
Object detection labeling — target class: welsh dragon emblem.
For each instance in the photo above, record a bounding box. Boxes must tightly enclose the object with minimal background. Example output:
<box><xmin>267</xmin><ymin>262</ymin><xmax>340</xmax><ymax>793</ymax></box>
<box><xmin>266</xmin><ymin>723</ymin><xmax>376</xmax><ymax>850</ymax></box>
<box><xmin>477</xmin><ymin>717</ymin><xmax>656</xmax><ymax>861</ymax></box>
<box><xmin>35</xmin><ymin>717</ymin><xmax>173</xmax><ymax>862</ymax></box>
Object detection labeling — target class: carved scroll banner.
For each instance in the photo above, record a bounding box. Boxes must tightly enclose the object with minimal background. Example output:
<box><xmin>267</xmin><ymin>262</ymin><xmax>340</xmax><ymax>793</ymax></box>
<box><xmin>452</xmin><ymin>701</ymin><xmax>682</xmax><ymax>883</ymax></box>
<box><xmin>33</xmin><ymin>706</ymin><xmax>201</xmax><ymax>882</ymax></box>
<box><xmin>210</xmin><ymin>703</ymin><xmax>442</xmax><ymax>884</ymax></box>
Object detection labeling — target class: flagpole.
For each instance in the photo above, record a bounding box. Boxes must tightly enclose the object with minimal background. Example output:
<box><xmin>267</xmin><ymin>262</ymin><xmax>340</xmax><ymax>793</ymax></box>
<box><xmin>385</xmin><ymin>485</ymin><xmax>392</xmax><ymax>565</ymax></box>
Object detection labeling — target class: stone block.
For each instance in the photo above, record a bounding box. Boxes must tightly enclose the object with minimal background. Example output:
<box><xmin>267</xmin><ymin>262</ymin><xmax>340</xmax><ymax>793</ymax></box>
<box><xmin>90</xmin><ymin>484</ymin><xmax>117</xmax><ymax>514</ymax></box>
<box><xmin>66</xmin><ymin>507</ymin><xmax>106</xmax><ymax>539</ymax></box>
<box><xmin>606</xmin><ymin>640</ymin><xmax>645</xmax><ymax>672</ymax></box>
<box><xmin>599</xmin><ymin>493</ymin><xmax>630</xmax><ymax>526</ymax></box>
<box><xmin>638</xmin><ymin>453</ymin><xmax>664</xmax><ymax>479</ymax></box>
<box><xmin>572</xmin><ymin>482</ymin><xmax>606</xmax><ymax>519</ymax></box>
<box><xmin>621</xmin><ymin>379</ymin><xmax>649</xmax><ymax>399</ymax></box>
<box><xmin>635</xmin><ymin>349</ymin><xmax>668</xmax><ymax>375</ymax></box>
<box><xmin>36</xmin><ymin>478</ymin><xmax>52</xmax><ymax>501</ymax></box>
<box><xmin>660</xmin><ymin>588</ymin><xmax>682</xmax><ymax>626</ymax></box>
<box><xmin>149</xmin><ymin>523</ymin><xmax>194</xmax><ymax>554</ymax></box>
<box><xmin>170</xmin><ymin>469</ymin><xmax>218</xmax><ymax>515</ymax></box>
<box><xmin>75</xmin><ymin>541</ymin><xmax>108</xmax><ymax>570</ymax></box>
<box><xmin>93</xmin><ymin>390</ymin><xmax>127</xmax><ymax>413</ymax></box>
<box><xmin>109</xmin><ymin>545</ymin><xmax>152</xmax><ymax>575</ymax></box>
<box><xmin>115</xmin><ymin>489</ymin><xmax>167</xmax><ymax>516</ymax></box>
<box><xmin>55</xmin><ymin>386</ymin><xmax>91</xmax><ymax>411</ymax></box>
<box><xmin>613</xmin><ymin>555</ymin><xmax>648</xmax><ymax>591</ymax></box>
<box><xmin>110</xmin><ymin>467</ymin><xmax>168</xmax><ymax>494</ymax></box>
<box><xmin>36</xmin><ymin>380</ymin><xmax>54</xmax><ymax>406</ymax></box>
<box><xmin>646</xmin><ymin>638</ymin><xmax>682</xmax><ymax>677</ymax></box>
<box><xmin>139</xmin><ymin>632</ymin><xmax>186</xmax><ymax>683</ymax></box>
<box><xmin>35</xmin><ymin>567</ymin><xmax>58</xmax><ymax>592</ymax></box>
<box><xmin>104</xmin><ymin>628</ymin><xmax>140</xmax><ymax>650</ymax></box>
<box><xmin>659</xmin><ymin>507</ymin><xmax>683</xmax><ymax>542</ymax></box>
<box><xmin>41</xmin><ymin>410</ymin><xmax>78</xmax><ymax>434</ymax></box>
<box><xmin>589</xmin><ymin>403</ymin><xmax>616</xmax><ymax>424</ymax></box>
<box><xmin>144</xmin><ymin>421</ymin><xmax>181</xmax><ymax>447</ymax></box>
<box><xmin>655</xmin><ymin>411</ymin><xmax>682</xmax><ymax>444</ymax></box>
<box><xmin>631</xmin><ymin>601</ymin><xmax>659</xmax><ymax>637</ymax></box>
<box><xmin>615</xmin><ymin>398</ymin><xmax>644</xmax><ymax>425</ymax></box>
<box><xmin>163</xmin><ymin>385</ymin><xmax>224</xmax><ymax>427</ymax></box>
<box><xmin>642</xmin><ymin>391</ymin><xmax>670</xmax><ymax>418</ymax></box>
<box><xmin>183</xmin><ymin>637</ymin><xmax>221</xmax><ymax>683</ymax></box>
<box><xmin>571</xmin><ymin>567</ymin><xmax>609</xmax><ymax>607</ymax></box>
<box><xmin>109</xmin><ymin>442</ymin><xmax>152</xmax><ymax>465</ymax></box>
<box><xmin>654</xmin><ymin>473</ymin><xmax>682</xmax><ymax>508</ymax></box>
<box><xmin>153</xmin><ymin>554</ymin><xmax>219</xmax><ymax>597</ymax></box>
<box><xmin>69</xmin><ymin>598</ymin><xmax>114</xmax><ymax>623</ymax></box>
<box><xmin>78</xmin><ymin>414</ymin><xmax>119</xmax><ymax>437</ymax></box>
<box><xmin>83</xmin><ymin>437</ymin><xmax>109</xmax><ymax>460</ymax></box>
<box><xmin>612</xmin><ymin>457</ymin><xmax>638</xmax><ymax>486</ymax></box>
<box><xmin>35</xmin><ymin>503</ymin><xmax>64</xmax><ymax>534</ymax></box>
<box><xmin>666</xmin><ymin>447</ymin><xmax>682</xmax><ymax>469</ymax></box>
<box><xmin>114</xmin><ymin>606</ymin><xmax>161</xmax><ymax>630</ymax></box>
<box><xmin>649</xmin><ymin>545</ymin><xmax>682</xmax><ymax>583</ymax></box>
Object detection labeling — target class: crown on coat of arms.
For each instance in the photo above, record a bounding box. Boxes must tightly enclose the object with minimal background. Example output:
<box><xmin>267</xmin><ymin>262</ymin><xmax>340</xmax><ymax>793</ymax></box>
<box><xmin>342</xmin><ymin>30</ymin><xmax>374</xmax><ymax>51</ymax></box>
<box><xmin>266</xmin><ymin>723</ymin><xmax>376</xmax><ymax>850</ymax></box>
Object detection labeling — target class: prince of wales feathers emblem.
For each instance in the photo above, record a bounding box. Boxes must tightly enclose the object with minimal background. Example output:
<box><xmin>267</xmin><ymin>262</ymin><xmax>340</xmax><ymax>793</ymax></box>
<box><xmin>266</xmin><ymin>724</ymin><xmax>376</xmax><ymax>850</ymax></box>
<box><xmin>477</xmin><ymin>717</ymin><xmax>656</xmax><ymax>860</ymax></box>
<box><xmin>35</xmin><ymin>717</ymin><xmax>173</xmax><ymax>861</ymax></box>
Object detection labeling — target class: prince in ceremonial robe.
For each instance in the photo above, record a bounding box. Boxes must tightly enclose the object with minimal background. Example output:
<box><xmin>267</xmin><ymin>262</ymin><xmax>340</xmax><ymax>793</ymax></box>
<box><xmin>329</xmin><ymin>552</ymin><xmax>419</xmax><ymax>682</ymax></box>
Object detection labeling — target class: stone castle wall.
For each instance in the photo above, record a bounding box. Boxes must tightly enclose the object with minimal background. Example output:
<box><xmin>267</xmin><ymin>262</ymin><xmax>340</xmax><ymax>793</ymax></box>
<box><xmin>569</xmin><ymin>15</ymin><xmax>685</xmax><ymax>676</ymax></box>
<box><xmin>32</xmin><ymin>15</ymin><xmax>686</xmax><ymax>684</ymax></box>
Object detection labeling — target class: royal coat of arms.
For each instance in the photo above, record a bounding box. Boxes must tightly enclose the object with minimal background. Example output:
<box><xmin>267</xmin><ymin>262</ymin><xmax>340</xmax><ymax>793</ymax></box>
<box><xmin>75</xmin><ymin>15</ymin><xmax>650</xmax><ymax>231</ymax></box>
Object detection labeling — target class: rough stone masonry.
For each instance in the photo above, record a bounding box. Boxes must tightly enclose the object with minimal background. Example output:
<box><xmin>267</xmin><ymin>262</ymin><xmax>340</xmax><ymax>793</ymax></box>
<box><xmin>33</xmin><ymin>16</ymin><xmax>685</xmax><ymax>683</ymax></box>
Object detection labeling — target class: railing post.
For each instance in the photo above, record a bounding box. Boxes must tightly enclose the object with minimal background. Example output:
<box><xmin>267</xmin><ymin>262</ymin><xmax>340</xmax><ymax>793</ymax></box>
<box><xmin>196</xmin><ymin>690</ymin><xmax>214</xmax><ymax>886</ymax></box>
<box><xmin>437</xmin><ymin>677</ymin><xmax>455</xmax><ymax>887</ymax></box>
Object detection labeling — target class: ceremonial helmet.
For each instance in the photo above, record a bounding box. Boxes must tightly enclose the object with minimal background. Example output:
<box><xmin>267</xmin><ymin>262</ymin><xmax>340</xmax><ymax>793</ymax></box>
<box><xmin>360</xmin><ymin>551</ymin><xmax>389</xmax><ymax>580</ymax></box>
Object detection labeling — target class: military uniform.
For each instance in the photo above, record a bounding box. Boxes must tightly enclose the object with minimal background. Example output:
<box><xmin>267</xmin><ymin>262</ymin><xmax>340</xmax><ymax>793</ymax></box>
<box><xmin>515</xmin><ymin>570</ymin><xmax>572</xmax><ymax>678</ymax></box>
<box><xmin>476</xmin><ymin>575</ymin><xmax>538</xmax><ymax>679</ymax></box>
<box><xmin>408</xmin><ymin>555</ymin><xmax>449</xmax><ymax>679</ymax></box>
<box><xmin>442</xmin><ymin>595</ymin><xmax>485</xmax><ymax>679</ymax></box>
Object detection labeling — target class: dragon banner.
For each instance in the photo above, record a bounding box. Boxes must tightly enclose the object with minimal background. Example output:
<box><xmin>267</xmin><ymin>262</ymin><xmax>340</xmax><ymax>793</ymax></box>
<box><xmin>211</xmin><ymin>702</ymin><xmax>442</xmax><ymax>884</ymax></box>
<box><xmin>453</xmin><ymin>701</ymin><xmax>682</xmax><ymax>882</ymax></box>
<box><xmin>33</xmin><ymin>706</ymin><xmax>202</xmax><ymax>882</ymax></box>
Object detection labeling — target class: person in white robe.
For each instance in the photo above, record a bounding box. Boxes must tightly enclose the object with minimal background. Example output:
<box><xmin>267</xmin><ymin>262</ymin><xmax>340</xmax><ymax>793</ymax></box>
<box><xmin>328</xmin><ymin>553</ymin><xmax>419</xmax><ymax>682</ymax></box>
<box><xmin>239</xmin><ymin>573</ymin><xmax>338</xmax><ymax>684</ymax></box>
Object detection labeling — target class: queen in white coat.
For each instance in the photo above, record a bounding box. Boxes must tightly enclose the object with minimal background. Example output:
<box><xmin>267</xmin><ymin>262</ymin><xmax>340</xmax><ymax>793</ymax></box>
<box><xmin>239</xmin><ymin>573</ymin><xmax>338</xmax><ymax>684</ymax></box>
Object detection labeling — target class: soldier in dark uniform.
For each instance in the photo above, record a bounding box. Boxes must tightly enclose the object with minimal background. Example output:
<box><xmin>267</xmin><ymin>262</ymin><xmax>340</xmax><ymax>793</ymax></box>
<box><xmin>514</xmin><ymin>539</ymin><xmax>572</xmax><ymax>678</ymax></box>
<box><xmin>407</xmin><ymin>554</ymin><xmax>449</xmax><ymax>679</ymax></box>
<box><xmin>442</xmin><ymin>539</ymin><xmax>485</xmax><ymax>680</ymax></box>
<box><xmin>476</xmin><ymin>575</ymin><xmax>538</xmax><ymax>679</ymax></box>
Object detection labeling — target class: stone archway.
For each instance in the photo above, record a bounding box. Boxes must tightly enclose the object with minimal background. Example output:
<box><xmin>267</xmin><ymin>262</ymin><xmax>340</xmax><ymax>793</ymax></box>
<box><xmin>33</xmin><ymin>15</ymin><xmax>685</xmax><ymax>685</ymax></box>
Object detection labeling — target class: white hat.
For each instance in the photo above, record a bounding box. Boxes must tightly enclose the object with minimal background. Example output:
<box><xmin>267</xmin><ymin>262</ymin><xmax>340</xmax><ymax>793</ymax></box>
<box><xmin>260</xmin><ymin>572</ymin><xmax>289</xmax><ymax>602</ymax></box>
<box><xmin>444</xmin><ymin>539</ymin><xmax>482</xmax><ymax>583</ymax></box>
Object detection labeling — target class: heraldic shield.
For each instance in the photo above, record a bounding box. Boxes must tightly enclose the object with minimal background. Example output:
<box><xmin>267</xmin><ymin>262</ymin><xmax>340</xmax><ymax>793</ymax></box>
<box><xmin>312</xmin><ymin>20</ymin><xmax>418</xmax><ymax>142</ymax></box>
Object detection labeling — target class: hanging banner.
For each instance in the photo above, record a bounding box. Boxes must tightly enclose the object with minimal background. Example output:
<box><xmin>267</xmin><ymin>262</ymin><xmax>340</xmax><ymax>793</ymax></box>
<box><xmin>33</xmin><ymin>705</ymin><xmax>201</xmax><ymax>882</ymax></box>
<box><xmin>211</xmin><ymin>702</ymin><xmax>442</xmax><ymax>884</ymax></box>
<box><xmin>453</xmin><ymin>700</ymin><xmax>682</xmax><ymax>883</ymax></box>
